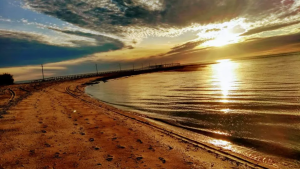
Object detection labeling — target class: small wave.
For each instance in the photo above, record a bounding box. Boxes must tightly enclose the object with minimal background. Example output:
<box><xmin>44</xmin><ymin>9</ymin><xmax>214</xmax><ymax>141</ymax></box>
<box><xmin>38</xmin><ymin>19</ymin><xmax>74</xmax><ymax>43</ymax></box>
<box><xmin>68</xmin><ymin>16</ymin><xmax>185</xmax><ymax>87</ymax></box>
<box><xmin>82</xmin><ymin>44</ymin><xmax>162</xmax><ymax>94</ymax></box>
<box><xmin>152</xmin><ymin>118</ymin><xmax>300</xmax><ymax>160</ymax></box>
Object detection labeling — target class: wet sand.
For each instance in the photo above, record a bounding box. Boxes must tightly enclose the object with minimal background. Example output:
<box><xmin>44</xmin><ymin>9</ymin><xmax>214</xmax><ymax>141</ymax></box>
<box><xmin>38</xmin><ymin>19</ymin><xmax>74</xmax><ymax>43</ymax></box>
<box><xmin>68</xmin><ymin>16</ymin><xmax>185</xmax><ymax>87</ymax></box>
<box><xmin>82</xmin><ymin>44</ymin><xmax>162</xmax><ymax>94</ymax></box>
<box><xmin>0</xmin><ymin>77</ymin><xmax>267</xmax><ymax>169</ymax></box>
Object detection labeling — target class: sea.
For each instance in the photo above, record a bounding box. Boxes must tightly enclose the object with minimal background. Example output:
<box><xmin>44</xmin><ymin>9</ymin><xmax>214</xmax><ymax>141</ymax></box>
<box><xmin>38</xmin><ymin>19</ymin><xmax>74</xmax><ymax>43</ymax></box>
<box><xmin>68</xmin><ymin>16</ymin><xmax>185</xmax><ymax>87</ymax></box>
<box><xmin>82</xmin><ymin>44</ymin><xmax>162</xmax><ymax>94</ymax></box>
<box><xmin>86</xmin><ymin>53</ymin><xmax>300</xmax><ymax>168</ymax></box>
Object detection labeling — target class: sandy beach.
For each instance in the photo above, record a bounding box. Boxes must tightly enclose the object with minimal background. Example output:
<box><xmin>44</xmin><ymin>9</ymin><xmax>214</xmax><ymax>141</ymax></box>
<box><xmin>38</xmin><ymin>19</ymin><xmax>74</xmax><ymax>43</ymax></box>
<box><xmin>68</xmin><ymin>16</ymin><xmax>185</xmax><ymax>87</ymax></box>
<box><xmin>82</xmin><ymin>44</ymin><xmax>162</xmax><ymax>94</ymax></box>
<box><xmin>0</xmin><ymin>76</ymin><xmax>268</xmax><ymax>169</ymax></box>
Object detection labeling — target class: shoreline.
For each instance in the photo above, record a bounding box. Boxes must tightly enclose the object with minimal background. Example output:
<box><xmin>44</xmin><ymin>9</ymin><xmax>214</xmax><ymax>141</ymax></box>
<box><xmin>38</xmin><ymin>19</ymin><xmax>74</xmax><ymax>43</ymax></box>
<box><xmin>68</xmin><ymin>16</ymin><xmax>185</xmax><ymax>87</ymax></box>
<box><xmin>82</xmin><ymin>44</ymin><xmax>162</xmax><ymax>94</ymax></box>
<box><xmin>0</xmin><ymin>75</ymin><xmax>270</xmax><ymax>168</ymax></box>
<box><xmin>85</xmin><ymin>73</ymin><xmax>275</xmax><ymax>169</ymax></box>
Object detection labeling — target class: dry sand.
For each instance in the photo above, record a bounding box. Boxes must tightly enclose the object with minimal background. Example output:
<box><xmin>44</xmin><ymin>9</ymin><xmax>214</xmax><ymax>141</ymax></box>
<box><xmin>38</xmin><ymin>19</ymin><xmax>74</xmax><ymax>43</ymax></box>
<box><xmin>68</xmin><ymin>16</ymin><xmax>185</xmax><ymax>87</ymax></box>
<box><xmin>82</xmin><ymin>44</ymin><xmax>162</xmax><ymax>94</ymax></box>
<box><xmin>0</xmin><ymin>77</ymin><xmax>265</xmax><ymax>169</ymax></box>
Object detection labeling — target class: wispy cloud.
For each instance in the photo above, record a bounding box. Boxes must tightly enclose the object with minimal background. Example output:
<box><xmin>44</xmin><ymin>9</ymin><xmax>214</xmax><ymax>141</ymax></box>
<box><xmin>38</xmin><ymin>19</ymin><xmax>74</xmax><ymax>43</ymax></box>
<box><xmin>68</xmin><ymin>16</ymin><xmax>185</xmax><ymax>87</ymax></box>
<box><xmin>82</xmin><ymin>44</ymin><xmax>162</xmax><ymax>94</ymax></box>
<box><xmin>241</xmin><ymin>20</ymin><xmax>300</xmax><ymax>36</ymax></box>
<box><xmin>168</xmin><ymin>39</ymin><xmax>211</xmax><ymax>54</ymax></box>
<box><xmin>0</xmin><ymin>16</ymin><xmax>12</xmax><ymax>22</ymax></box>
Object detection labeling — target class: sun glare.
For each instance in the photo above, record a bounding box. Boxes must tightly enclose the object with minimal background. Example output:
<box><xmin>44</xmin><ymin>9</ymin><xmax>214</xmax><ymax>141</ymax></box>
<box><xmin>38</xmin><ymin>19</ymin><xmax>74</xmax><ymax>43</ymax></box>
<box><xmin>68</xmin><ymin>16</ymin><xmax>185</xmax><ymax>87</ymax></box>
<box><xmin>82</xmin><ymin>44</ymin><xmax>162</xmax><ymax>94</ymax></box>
<box><xmin>208</xmin><ymin>30</ymin><xmax>240</xmax><ymax>47</ymax></box>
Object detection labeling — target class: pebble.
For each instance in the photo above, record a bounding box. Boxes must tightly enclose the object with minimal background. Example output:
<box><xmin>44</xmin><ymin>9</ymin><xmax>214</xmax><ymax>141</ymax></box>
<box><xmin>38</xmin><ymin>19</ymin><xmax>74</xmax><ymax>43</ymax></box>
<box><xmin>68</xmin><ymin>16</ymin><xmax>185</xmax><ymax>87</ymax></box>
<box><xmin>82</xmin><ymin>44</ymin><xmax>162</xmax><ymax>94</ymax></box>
<box><xmin>159</xmin><ymin>157</ymin><xmax>166</xmax><ymax>163</ymax></box>
<box><xmin>54</xmin><ymin>152</ymin><xmax>60</xmax><ymax>158</ymax></box>
<box><xmin>117</xmin><ymin>145</ymin><xmax>125</xmax><ymax>149</ymax></box>
<box><xmin>106</xmin><ymin>155</ymin><xmax>113</xmax><ymax>161</ymax></box>
<box><xmin>136</xmin><ymin>157</ymin><xmax>143</xmax><ymax>161</ymax></box>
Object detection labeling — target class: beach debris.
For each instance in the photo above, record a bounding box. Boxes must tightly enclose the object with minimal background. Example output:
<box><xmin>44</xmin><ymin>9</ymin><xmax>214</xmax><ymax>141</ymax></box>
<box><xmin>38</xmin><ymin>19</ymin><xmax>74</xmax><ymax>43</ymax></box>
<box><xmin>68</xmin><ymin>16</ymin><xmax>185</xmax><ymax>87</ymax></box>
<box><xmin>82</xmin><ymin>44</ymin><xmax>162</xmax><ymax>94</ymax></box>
<box><xmin>89</xmin><ymin>138</ymin><xmax>94</xmax><ymax>142</ymax></box>
<box><xmin>136</xmin><ymin>156</ymin><xmax>143</xmax><ymax>161</ymax></box>
<box><xmin>73</xmin><ymin>110</ymin><xmax>76</xmax><ymax>113</ymax></box>
<box><xmin>168</xmin><ymin>146</ymin><xmax>173</xmax><ymax>150</ymax></box>
<box><xmin>96</xmin><ymin>163</ymin><xmax>102</xmax><ymax>166</ymax></box>
<box><xmin>159</xmin><ymin>157</ymin><xmax>166</xmax><ymax>163</ymax></box>
<box><xmin>94</xmin><ymin>147</ymin><xmax>100</xmax><ymax>150</ymax></box>
<box><xmin>137</xmin><ymin>139</ymin><xmax>143</xmax><ymax>144</ymax></box>
<box><xmin>41</xmin><ymin>130</ymin><xmax>47</xmax><ymax>133</ymax></box>
<box><xmin>106</xmin><ymin>155</ymin><xmax>113</xmax><ymax>161</ymax></box>
<box><xmin>112</xmin><ymin>137</ymin><xmax>117</xmax><ymax>141</ymax></box>
<box><xmin>80</xmin><ymin>132</ymin><xmax>85</xmax><ymax>135</ymax></box>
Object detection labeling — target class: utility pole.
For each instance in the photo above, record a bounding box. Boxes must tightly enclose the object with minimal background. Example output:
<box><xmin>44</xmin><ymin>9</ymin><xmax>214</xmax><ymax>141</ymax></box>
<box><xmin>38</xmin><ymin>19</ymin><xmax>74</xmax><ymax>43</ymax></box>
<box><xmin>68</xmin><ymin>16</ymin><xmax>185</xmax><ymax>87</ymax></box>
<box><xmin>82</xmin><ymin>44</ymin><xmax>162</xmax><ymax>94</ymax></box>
<box><xmin>41</xmin><ymin>64</ymin><xmax>45</xmax><ymax>81</ymax></box>
<box><xmin>95</xmin><ymin>64</ymin><xmax>98</xmax><ymax>75</ymax></box>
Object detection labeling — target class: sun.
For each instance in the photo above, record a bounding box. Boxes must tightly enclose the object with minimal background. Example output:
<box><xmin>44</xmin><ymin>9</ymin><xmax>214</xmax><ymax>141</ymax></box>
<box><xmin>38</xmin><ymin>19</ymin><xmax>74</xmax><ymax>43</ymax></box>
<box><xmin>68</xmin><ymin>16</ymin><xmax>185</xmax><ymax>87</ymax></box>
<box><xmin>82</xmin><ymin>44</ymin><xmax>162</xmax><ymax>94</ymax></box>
<box><xmin>199</xmin><ymin>24</ymin><xmax>244</xmax><ymax>47</ymax></box>
<box><xmin>206</xmin><ymin>29</ymin><xmax>240</xmax><ymax>47</ymax></box>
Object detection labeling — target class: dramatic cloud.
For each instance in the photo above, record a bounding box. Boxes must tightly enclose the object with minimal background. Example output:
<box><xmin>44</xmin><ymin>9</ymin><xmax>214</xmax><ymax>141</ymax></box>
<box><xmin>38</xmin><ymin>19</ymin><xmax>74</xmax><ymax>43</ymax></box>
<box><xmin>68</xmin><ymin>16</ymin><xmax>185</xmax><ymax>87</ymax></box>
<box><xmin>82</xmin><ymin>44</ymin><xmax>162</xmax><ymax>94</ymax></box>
<box><xmin>0</xmin><ymin>30</ymin><xmax>125</xmax><ymax>67</ymax></box>
<box><xmin>241</xmin><ymin>20</ymin><xmax>300</xmax><ymax>36</ymax></box>
<box><xmin>2</xmin><ymin>0</ymin><xmax>300</xmax><ymax>81</ymax></box>
<box><xmin>23</xmin><ymin>0</ymin><xmax>300</xmax><ymax>41</ymax></box>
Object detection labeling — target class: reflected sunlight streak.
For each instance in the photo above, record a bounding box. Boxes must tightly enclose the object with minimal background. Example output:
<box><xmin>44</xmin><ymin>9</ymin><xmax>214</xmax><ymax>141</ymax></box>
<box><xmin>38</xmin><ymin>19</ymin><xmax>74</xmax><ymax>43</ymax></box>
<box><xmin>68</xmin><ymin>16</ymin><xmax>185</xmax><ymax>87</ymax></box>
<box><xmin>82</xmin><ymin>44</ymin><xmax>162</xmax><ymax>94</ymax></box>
<box><xmin>212</xmin><ymin>59</ymin><xmax>238</xmax><ymax>103</ymax></box>
<box><xmin>210</xmin><ymin>139</ymin><xmax>232</xmax><ymax>150</ymax></box>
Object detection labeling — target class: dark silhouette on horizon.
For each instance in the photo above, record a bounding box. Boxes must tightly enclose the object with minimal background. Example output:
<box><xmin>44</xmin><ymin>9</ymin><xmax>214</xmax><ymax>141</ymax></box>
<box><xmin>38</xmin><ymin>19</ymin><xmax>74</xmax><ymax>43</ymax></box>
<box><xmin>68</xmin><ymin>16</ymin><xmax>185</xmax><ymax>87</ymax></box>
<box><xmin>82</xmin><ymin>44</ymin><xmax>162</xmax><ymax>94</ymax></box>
<box><xmin>0</xmin><ymin>73</ymin><xmax>14</xmax><ymax>86</ymax></box>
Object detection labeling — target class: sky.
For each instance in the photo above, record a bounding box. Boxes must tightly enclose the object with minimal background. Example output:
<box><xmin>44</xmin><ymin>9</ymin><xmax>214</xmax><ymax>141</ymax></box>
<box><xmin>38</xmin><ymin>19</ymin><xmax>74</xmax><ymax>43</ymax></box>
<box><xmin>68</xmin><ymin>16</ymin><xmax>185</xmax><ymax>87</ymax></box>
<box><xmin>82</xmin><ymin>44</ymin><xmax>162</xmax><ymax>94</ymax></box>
<box><xmin>1</xmin><ymin>0</ymin><xmax>300</xmax><ymax>81</ymax></box>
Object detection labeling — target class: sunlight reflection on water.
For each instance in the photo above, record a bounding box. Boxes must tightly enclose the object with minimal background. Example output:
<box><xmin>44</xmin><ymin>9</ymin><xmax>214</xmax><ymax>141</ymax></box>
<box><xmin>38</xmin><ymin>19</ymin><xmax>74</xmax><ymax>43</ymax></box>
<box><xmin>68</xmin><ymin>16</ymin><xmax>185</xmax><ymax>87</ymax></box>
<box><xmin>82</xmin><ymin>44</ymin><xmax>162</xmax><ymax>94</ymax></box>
<box><xmin>210</xmin><ymin>139</ymin><xmax>232</xmax><ymax>150</ymax></box>
<box><xmin>212</xmin><ymin>59</ymin><xmax>238</xmax><ymax>104</ymax></box>
<box><xmin>86</xmin><ymin>54</ymin><xmax>300</xmax><ymax>168</ymax></box>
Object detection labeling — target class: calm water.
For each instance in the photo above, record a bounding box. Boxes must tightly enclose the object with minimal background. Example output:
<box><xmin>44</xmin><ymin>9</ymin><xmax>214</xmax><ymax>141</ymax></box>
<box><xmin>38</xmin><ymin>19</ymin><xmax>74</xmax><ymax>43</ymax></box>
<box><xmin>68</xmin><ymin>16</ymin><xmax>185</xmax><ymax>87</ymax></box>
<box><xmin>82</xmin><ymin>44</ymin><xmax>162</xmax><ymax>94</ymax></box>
<box><xmin>86</xmin><ymin>54</ymin><xmax>300</xmax><ymax>168</ymax></box>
